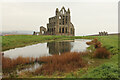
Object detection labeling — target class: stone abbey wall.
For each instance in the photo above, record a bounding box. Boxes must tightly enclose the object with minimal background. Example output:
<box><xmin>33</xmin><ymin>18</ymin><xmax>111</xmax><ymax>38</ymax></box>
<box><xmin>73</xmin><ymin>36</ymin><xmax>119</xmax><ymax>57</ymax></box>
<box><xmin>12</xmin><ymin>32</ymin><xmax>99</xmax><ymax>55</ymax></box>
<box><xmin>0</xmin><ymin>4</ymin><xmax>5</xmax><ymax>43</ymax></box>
<box><xmin>34</xmin><ymin>6</ymin><xmax>75</xmax><ymax>36</ymax></box>
<box><xmin>46</xmin><ymin>6</ymin><xmax>75</xmax><ymax>36</ymax></box>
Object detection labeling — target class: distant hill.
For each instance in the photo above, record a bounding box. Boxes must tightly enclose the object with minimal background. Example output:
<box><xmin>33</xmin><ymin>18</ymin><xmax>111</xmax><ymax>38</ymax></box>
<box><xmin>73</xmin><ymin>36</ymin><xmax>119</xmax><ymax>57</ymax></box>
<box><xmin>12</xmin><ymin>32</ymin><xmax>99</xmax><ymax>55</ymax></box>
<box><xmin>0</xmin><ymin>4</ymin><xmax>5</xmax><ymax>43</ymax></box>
<box><xmin>0</xmin><ymin>31</ymin><xmax>33</xmax><ymax>36</ymax></box>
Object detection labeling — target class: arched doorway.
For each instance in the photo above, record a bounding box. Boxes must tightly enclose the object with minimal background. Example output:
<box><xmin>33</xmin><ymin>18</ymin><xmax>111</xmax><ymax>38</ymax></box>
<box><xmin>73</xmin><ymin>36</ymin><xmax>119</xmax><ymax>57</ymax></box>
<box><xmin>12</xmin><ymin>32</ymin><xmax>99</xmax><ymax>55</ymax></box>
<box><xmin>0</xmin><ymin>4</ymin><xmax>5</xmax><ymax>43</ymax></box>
<box><xmin>40</xmin><ymin>26</ymin><xmax>46</xmax><ymax>35</ymax></box>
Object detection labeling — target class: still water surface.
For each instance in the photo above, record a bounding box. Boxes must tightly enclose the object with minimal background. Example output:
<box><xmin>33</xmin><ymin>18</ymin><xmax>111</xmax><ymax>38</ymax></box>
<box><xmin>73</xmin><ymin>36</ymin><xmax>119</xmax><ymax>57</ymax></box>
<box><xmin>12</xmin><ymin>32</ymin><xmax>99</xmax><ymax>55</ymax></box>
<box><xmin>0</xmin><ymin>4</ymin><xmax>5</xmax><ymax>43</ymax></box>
<box><xmin>4</xmin><ymin>39</ymin><xmax>91</xmax><ymax>59</ymax></box>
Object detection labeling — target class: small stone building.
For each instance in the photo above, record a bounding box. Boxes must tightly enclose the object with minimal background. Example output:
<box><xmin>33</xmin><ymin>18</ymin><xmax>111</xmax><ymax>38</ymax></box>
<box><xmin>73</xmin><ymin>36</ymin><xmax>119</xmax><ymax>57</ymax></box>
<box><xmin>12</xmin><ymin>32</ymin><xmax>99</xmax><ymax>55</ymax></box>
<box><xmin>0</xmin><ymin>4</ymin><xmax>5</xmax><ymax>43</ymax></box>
<box><xmin>99</xmin><ymin>31</ymin><xmax>108</xmax><ymax>36</ymax></box>
<box><xmin>33</xmin><ymin>26</ymin><xmax>47</xmax><ymax>35</ymax></box>
<box><xmin>33</xmin><ymin>6</ymin><xmax>75</xmax><ymax>36</ymax></box>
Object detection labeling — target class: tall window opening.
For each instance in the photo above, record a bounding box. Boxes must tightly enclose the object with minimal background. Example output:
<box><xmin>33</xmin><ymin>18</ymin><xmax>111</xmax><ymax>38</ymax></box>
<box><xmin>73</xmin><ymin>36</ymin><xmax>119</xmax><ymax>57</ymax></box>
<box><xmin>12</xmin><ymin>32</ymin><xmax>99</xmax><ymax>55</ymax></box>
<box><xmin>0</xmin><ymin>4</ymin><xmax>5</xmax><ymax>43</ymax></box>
<box><xmin>62</xmin><ymin>28</ymin><xmax>64</xmax><ymax>33</ymax></box>
<box><xmin>59</xmin><ymin>28</ymin><xmax>61</xmax><ymax>33</ymax></box>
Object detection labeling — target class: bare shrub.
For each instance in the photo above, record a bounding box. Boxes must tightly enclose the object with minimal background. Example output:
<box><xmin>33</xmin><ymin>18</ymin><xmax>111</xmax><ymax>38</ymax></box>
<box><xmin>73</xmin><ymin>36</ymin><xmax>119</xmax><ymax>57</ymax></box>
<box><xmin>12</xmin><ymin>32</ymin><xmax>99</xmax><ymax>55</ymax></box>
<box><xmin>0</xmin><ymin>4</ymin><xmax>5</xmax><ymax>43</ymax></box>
<box><xmin>86</xmin><ymin>38</ymin><xmax>102</xmax><ymax>49</ymax></box>
<box><xmin>86</xmin><ymin>38</ymin><xmax>110</xmax><ymax>59</ymax></box>
<box><xmin>86</xmin><ymin>42</ymin><xmax>93</xmax><ymax>45</ymax></box>
<box><xmin>35</xmin><ymin>52</ymin><xmax>87</xmax><ymax>75</ymax></box>
<box><xmin>93</xmin><ymin>47</ymin><xmax>110</xmax><ymax>59</ymax></box>
<box><xmin>2</xmin><ymin>52</ymin><xmax>88</xmax><ymax>75</ymax></box>
<box><xmin>2</xmin><ymin>56</ymin><xmax>35</xmax><ymax>71</ymax></box>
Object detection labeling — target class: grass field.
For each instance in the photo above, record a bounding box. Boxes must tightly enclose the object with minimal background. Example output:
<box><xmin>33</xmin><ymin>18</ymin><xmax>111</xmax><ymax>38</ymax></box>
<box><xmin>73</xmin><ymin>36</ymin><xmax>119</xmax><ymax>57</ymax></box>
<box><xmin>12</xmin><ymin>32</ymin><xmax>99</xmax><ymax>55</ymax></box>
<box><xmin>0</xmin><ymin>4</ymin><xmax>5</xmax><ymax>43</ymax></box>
<box><xmin>2</xmin><ymin>35</ymin><xmax>70</xmax><ymax>51</ymax></box>
<box><xmin>2</xmin><ymin>35</ymin><xmax>119</xmax><ymax>53</ymax></box>
<box><xmin>1</xmin><ymin>35</ymin><xmax>119</xmax><ymax>78</ymax></box>
<box><xmin>2</xmin><ymin>35</ymin><xmax>96</xmax><ymax>51</ymax></box>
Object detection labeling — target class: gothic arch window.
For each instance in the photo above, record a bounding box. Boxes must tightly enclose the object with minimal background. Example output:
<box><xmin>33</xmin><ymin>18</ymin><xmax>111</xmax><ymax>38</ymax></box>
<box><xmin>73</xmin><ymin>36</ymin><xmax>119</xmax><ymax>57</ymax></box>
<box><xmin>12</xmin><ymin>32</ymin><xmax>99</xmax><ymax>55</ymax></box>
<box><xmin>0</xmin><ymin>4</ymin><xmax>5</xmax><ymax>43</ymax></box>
<box><xmin>66</xmin><ymin>16</ymin><xmax>68</xmax><ymax>24</ymax></box>
<box><xmin>42</xmin><ymin>31</ymin><xmax>44</xmax><ymax>34</ymax></box>
<box><xmin>63</xmin><ymin>18</ymin><xmax>64</xmax><ymax>25</ymax></box>
<box><xmin>60</xmin><ymin>11</ymin><xmax>63</xmax><ymax>14</ymax></box>
<box><xmin>62</xmin><ymin>9</ymin><xmax>66</xmax><ymax>14</ymax></box>
<box><xmin>59</xmin><ymin>27</ymin><xmax>61</xmax><ymax>33</ymax></box>
<box><xmin>63</xmin><ymin>10</ymin><xmax>65</xmax><ymax>14</ymax></box>
<box><xmin>48</xmin><ymin>28</ymin><xmax>49</xmax><ymax>31</ymax></box>
<box><xmin>59</xmin><ymin>16</ymin><xmax>61</xmax><ymax>19</ymax></box>
<box><xmin>62</xmin><ymin>27</ymin><xmax>64</xmax><ymax>33</ymax></box>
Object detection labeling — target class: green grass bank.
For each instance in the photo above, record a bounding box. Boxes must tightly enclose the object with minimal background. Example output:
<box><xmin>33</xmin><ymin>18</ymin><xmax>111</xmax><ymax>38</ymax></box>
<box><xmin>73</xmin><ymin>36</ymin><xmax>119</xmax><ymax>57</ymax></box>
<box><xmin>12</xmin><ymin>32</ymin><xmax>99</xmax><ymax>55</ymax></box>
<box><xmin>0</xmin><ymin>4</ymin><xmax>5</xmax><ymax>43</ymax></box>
<box><xmin>2</xmin><ymin>35</ymin><xmax>96</xmax><ymax>51</ymax></box>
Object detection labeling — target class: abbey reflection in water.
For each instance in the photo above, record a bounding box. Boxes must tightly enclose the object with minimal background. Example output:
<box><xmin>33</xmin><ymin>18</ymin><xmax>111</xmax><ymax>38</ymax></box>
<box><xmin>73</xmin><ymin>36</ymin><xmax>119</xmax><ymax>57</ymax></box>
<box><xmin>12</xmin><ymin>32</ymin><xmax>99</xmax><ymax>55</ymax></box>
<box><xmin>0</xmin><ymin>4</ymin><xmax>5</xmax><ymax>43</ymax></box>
<box><xmin>47</xmin><ymin>41</ymin><xmax>74</xmax><ymax>54</ymax></box>
<box><xmin>4</xmin><ymin>39</ymin><xmax>90</xmax><ymax>59</ymax></box>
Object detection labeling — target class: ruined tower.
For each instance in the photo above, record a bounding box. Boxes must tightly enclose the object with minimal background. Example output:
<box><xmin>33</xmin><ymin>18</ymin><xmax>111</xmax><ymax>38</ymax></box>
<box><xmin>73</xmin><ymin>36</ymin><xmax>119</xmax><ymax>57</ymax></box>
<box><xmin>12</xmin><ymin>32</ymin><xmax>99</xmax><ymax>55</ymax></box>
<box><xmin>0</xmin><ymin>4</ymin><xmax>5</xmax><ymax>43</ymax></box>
<box><xmin>47</xmin><ymin>6</ymin><xmax>75</xmax><ymax>36</ymax></box>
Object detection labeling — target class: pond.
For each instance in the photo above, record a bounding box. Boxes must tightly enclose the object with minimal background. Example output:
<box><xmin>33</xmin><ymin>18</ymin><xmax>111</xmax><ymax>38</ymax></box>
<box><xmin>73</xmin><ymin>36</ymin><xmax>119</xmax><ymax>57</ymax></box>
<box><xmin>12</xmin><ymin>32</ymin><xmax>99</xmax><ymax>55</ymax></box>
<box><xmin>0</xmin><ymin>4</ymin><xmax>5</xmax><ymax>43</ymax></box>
<box><xmin>3</xmin><ymin>39</ymin><xmax>91</xmax><ymax>77</ymax></box>
<box><xmin>3</xmin><ymin>39</ymin><xmax>91</xmax><ymax>59</ymax></box>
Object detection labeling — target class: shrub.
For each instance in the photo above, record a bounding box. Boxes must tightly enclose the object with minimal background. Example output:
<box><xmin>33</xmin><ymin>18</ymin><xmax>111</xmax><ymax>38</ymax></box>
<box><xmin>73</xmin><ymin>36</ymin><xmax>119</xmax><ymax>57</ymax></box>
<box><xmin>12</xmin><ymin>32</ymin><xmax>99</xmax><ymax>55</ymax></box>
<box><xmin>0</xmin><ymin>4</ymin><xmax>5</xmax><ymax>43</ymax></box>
<box><xmin>35</xmin><ymin>52</ymin><xmax>87</xmax><ymax>75</ymax></box>
<box><xmin>2</xmin><ymin>52</ymin><xmax>88</xmax><ymax>75</ymax></box>
<box><xmin>86</xmin><ymin>41</ymin><xmax>93</xmax><ymax>45</ymax></box>
<box><xmin>86</xmin><ymin>38</ymin><xmax>102</xmax><ymax>49</ymax></box>
<box><xmin>92</xmin><ymin>38</ymin><xmax>98</xmax><ymax>43</ymax></box>
<box><xmin>93</xmin><ymin>47</ymin><xmax>110</xmax><ymax>59</ymax></box>
<box><xmin>94</xmin><ymin>41</ymin><xmax>102</xmax><ymax>48</ymax></box>
<box><xmin>2</xmin><ymin>56</ymin><xmax>35</xmax><ymax>72</ymax></box>
<box><xmin>86</xmin><ymin>38</ymin><xmax>110</xmax><ymax>59</ymax></box>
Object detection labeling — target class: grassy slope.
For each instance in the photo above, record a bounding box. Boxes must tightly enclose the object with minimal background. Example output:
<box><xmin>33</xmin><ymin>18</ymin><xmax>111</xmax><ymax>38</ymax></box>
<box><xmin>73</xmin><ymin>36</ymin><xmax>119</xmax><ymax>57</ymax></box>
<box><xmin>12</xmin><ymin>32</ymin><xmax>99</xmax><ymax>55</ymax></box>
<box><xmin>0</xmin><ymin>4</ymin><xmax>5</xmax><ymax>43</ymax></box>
<box><xmin>82</xmin><ymin>35</ymin><xmax>119</xmax><ymax>78</ymax></box>
<box><xmin>65</xmin><ymin>35</ymin><xmax>119</xmax><ymax>78</ymax></box>
<box><xmin>97</xmin><ymin>36</ymin><xmax>119</xmax><ymax>55</ymax></box>
<box><xmin>81</xmin><ymin>54</ymin><xmax>118</xmax><ymax>78</ymax></box>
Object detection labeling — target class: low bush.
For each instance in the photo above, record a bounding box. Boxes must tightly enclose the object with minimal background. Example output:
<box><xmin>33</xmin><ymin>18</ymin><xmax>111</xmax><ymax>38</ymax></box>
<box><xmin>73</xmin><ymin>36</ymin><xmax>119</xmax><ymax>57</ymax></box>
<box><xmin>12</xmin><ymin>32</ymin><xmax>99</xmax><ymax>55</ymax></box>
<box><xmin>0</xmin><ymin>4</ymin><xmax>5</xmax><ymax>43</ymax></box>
<box><xmin>35</xmin><ymin>52</ymin><xmax>87</xmax><ymax>75</ymax></box>
<box><xmin>86</xmin><ymin>41</ymin><xmax>93</xmax><ymax>45</ymax></box>
<box><xmin>93</xmin><ymin>47</ymin><xmax>110</xmax><ymax>59</ymax></box>
<box><xmin>2</xmin><ymin>52</ymin><xmax>88</xmax><ymax>75</ymax></box>
<box><xmin>86</xmin><ymin>38</ymin><xmax>102</xmax><ymax>49</ymax></box>
<box><xmin>2</xmin><ymin>56</ymin><xmax>35</xmax><ymax>72</ymax></box>
<box><xmin>86</xmin><ymin>38</ymin><xmax>110</xmax><ymax>59</ymax></box>
<box><xmin>94</xmin><ymin>41</ymin><xmax>102</xmax><ymax>48</ymax></box>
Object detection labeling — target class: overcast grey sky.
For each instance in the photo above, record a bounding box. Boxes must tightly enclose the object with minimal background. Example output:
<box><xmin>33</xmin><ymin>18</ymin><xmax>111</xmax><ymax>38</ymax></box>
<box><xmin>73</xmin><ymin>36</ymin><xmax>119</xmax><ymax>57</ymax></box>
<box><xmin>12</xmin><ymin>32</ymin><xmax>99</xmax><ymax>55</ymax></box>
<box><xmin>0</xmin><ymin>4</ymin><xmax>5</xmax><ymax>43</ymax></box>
<box><xmin>0</xmin><ymin>0</ymin><xmax>119</xmax><ymax>36</ymax></box>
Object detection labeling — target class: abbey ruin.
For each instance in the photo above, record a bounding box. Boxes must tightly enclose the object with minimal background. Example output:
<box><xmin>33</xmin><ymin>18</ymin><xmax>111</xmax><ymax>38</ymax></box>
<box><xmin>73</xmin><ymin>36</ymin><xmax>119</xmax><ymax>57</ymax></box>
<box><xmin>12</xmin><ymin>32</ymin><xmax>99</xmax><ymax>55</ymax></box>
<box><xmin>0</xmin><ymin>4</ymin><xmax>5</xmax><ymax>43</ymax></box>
<box><xmin>33</xmin><ymin>6</ymin><xmax>75</xmax><ymax>36</ymax></box>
